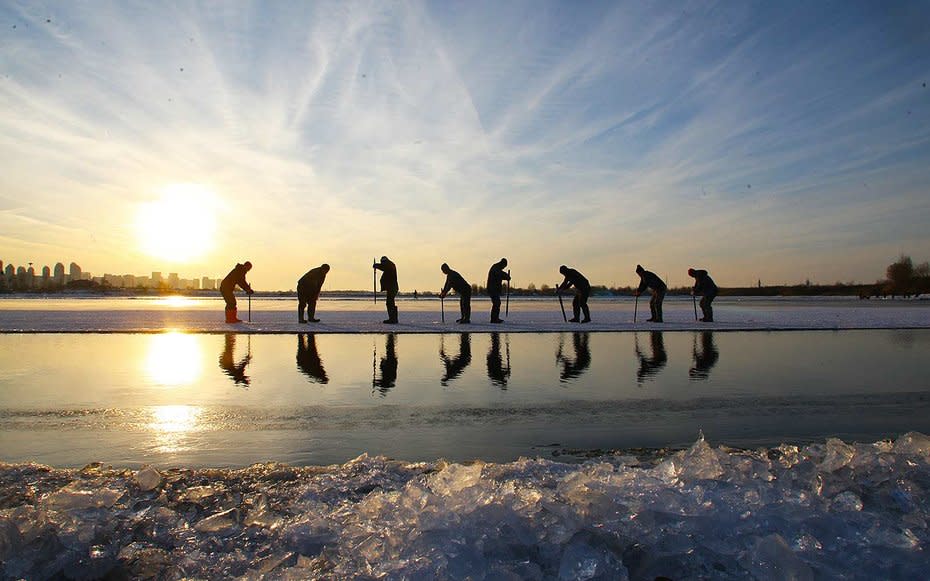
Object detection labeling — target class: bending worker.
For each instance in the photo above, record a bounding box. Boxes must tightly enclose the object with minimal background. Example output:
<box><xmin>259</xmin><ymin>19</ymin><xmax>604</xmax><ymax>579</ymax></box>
<box><xmin>486</xmin><ymin>258</ymin><xmax>511</xmax><ymax>323</ymax></box>
<box><xmin>557</xmin><ymin>265</ymin><xmax>591</xmax><ymax>323</ymax></box>
<box><xmin>373</xmin><ymin>256</ymin><xmax>399</xmax><ymax>324</ymax></box>
<box><xmin>440</xmin><ymin>263</ymin><xmax>472</xmax><ymax>324</ymax></box>
<box><xmin>688</xmin><ymin>267</ymin><xmax>718</xmax><ymax>322</ymax></box>
<box><xmin>220</xmin><ymin>261</ymin><xmax>253</xmax><ymax>323</ymax></box>
<box><xmin>297</xmin><ymin>263</ymin><xmax>330</xmax><ymax>323</ymax></box>
<box><xmin>635</xmin><ymin>264</ymin><xmax>667</xmax><ymax>323</ymax></box>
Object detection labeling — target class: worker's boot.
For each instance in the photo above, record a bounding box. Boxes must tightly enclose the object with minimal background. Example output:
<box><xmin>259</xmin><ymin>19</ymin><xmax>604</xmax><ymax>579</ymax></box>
<box><xmin>226</xmin><ymin>308</ymin><xmax>241</xmax><ymax>324</ymax></box>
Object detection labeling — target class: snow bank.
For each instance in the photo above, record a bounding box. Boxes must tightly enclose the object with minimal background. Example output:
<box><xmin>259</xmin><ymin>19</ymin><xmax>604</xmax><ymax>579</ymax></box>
<box><xmin>2</xmin><ymin>433</ymin><xmax>929</xmax><ymax>579</ymax></box>
<box><xmin>0</xmin><ymin>297</ymin><xmax>928</xmax><ymax>333</ymax></box>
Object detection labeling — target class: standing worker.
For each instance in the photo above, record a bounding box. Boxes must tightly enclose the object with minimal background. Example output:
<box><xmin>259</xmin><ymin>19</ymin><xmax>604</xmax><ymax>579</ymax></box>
<box><xmin>373</xmin><ymin>256</ymin><xmax>399</xmax><ymax>324</ymax></box>
<box><xmin>220</xmin><ymin>261</ymin><xmax>253</xmax><ymax>323</ymax></box>
<box><xmin>486</xmin><ymin>258</ymin><xmax>511</xmax><ymax>323</ymax></box>
<box><xmin>635</xmin><ymin>264</ymin><xmax>667</xmax><ymax>322</ymax></box>
<box><xmin>440</xmin><ymin>263</ymin><xmax>472</xmax><ymax>324</ymax></box>
<box><xmin>296</xmin><ymin>263</ymin><xmax>330</xmax><ymax>323</ymax></box>
<box><xmin>688</xmin><ymin>267</ymin><xmax>718</xmax><ymax>322</ymax></box>
<box><xmin>557</xmin><ymin>265</ymin><xmax>591</xmax><ymax>323</ymax></box>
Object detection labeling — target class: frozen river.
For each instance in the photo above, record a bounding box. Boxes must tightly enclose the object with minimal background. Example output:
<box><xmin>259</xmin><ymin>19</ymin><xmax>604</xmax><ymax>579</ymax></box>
<box><xmin>2</xmin><ymin>299</ymin><xmax>929</xmax><ymax>579</ymax></box>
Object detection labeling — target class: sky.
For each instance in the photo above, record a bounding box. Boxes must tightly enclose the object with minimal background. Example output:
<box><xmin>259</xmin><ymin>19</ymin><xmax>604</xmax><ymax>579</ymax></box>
<box><xmin>1</xmin><ymin>0</ymin><xmax>929</xmax><ymax>291</ymax></box>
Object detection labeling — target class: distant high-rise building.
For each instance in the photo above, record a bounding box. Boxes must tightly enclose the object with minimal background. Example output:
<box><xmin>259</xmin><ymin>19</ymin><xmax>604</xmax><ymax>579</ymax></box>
<box><xmin>201</xmin><ymin>276</ymin><xmax>215</xmax><ymax>291</ymax></box>
<box><xmin>41</xmin><ymin>266</ymin><xmax>51</xmax><ymax>288</ymax></box>
<box><xmin>122</xmin><ymin>274</ymin><xmax>136</xmax><ymax>288</ymax></box>
<box><xmin>54</xmin><ymin>263</ymin><xmax>65</xmax><ymax>286</ymax></box>
<box><xmin>4</xmin><ymin>264</ymin><xmax>14</xmax><ymax>287</ymax></box>
<box><xmin>16</xmin><ymin>266</ymin><xmax>26</xmax><ymax>289</ymax></box>
<box><xmin>151</xmin><ymin>272</ymin><xmax>162</xmax><ymax>289</ymax></box>
<box><xmin>168</xmin><ymin>273</ymin><xmax>180</xmax><ymax>290</ymax></box>
<box><xmin>69</xmin><ymin>262</ymin><xmax>82</xmax><ymax>281</ymax></box>
<box><xmin>26</xmin><ymin>265</ymin><xmax>35</xmax><ymax>289</ymax></box>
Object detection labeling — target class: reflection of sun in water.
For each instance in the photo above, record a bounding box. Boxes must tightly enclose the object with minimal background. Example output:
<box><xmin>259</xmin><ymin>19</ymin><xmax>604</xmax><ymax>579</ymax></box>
<box><xmin>156</xmin><ymin>296</ymin><xmax>195</xmax><ymax>308</ymax></box>
<box><xmin>150</xmin><ymin>405</ymin><xmax>202</xmax><ymax>433</ymax></box>
<box><xmin>145</xmin><ymin>332</ymin><xmax>203</xmax><ymax>386</ymax></box>
<box><xmin>135</xmin><ymin>183</ymin><xmax>218</xmax><ymax>262</ymax></box>
<box><xmin>148</xmin><ymin>405</ymin><xmax>203</xmax><ymax>454</ymax></box>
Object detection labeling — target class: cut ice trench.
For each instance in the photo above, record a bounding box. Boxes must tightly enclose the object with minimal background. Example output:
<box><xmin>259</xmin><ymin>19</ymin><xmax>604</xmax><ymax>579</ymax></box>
<box><xmin>2</xmin><ymin>433</ymin><xmax>929</xmax><ymax>580</ymax></box>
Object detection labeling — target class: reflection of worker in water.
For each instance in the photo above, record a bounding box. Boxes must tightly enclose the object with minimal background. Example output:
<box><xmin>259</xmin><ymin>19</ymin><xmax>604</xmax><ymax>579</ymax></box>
<box><xmin>556</xmin><ymin>332</ymin><xmax>592</xmax><ymax>382</ymax></box>
<box><xmin>373</xmin><ymin>333</ymin><xmax>398</xmax><ymax>396</ymax></box>
<box><xmin>218</xmin><ymin>333</ymin><xmax>251</xmax><ymax>386</ymax></box>
<box><xmin>635</xmin><ymin>331</ymin><xmax>667</xmax><ymax>384</ymax></box>
<box><xmin>486</xmin><ymin>332</ymin><xmax>511</xmax><ymax>388</ymax></box>
<box><xmin>296</xmin><ymin>334</ymin><xmax>328</xmax><ymax>384</ymax></box>
<box><xmin>440</xmin><ymin>333</ymin><xmax>472</xmax><ymax>385</ymax></box>
<box><xmin>297</xmin><ymin>264</ymin><xmax>330</xmax><ymax>323</ymax></box>
<box><xmin>689</xmin><ymin>331</ymin><xmax>720</xmax><ymax>380</ymax></box>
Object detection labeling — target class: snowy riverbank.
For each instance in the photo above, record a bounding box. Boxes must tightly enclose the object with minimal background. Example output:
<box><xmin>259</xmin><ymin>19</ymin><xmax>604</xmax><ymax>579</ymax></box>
<box><xmin>0</xmin><ymin>296</ymin><xmax>928</xmax><ymax>333</ymax></box>
<box><xmin>2</xmin><ymin>433</ymin><xmax>929</xmax><ymax>579</ymax></box>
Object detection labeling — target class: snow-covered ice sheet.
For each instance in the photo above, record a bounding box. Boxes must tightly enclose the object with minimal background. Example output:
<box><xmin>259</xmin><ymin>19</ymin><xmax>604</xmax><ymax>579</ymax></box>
<box><xmin>1</xmin><ymin>297</ymin><xmax>928</xmax><ymax>333</ymax></box>
<box><xmin>2</xmin><ymin>433</ymin><xmax>929</xmax><ymax>579</ymax></box>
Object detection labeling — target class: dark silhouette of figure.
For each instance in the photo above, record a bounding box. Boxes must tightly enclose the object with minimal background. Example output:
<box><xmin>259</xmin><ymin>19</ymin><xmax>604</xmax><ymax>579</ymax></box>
<box><xmin>688</xmin><ymin>267</ymin><xmax>718</xmax><ymax>322</ymax></box>
<box><xmin>218</xmin><ymin>333</ymin><xmax>251</xmax><ymax>386</ymax></box>
<box><xmin>220</xmin><ymin>261</ymin><xmax>253</xmax><ymax>323</ymax></box>
<box><xmin>689</xmin><ymin>331</ymin><xmax>719</xmax><ymax>380</ymax></box>
<box><xmin>487</xmin><ymin>258</ymin><xmax>511</xmax><ymax>323</ymax></box>
<box><xmin>440</xmin><ymin>333</ymin><xmax>472</xmax><ymax>385</ymax></box>
<box><xmin>373</xmin><ymin>256</ymin><xmax>399</xmax><ymax>324</ymax></box>
<box><xmin>556</xmin><ymin>332</ymin><xmax>592</xmax><ymax>383</ymax></box>
<box><xmin>635</xmin><ymin>265</ymin><xmax>667</xmax><ymax>322</ymax></box>
<box><xmin>296</xmin><ymin>334</ymin><xmax>328</xmax><ymax>384</ymax></box>
<box><xmin>557</xmin><ymin>265</ymin><xmax>591</xmax><ymax>323</ymax></box>
<box><xmin>486</xmin><ymin>332</ymin><xmax>511</xmax><ymax>388</ymax></box>
<box><xmin>372</xmin><ymin>333</ymin><xmax>398</xmax><ymax>396</ymax></box>
<box><xmin>440</xmin><ymin>263</ymin><xmax>471</xmax><ymax>324</ymax></box>
<box><xmin>635</xmin><ymin>331</ymin><xmax>668</xmax><ymax>384</ymax></box>
<box><xmin>297</xmin><ymin>264</ymin><xmax>330</xmax><ymax>323</ymax></box>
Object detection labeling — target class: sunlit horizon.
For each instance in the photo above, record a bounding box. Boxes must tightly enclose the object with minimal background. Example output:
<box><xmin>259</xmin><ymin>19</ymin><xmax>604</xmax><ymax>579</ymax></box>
<box><xmin>2</xmin><ymin>2</ymin><xmax>929</xmax><ymax>291</ymax></box>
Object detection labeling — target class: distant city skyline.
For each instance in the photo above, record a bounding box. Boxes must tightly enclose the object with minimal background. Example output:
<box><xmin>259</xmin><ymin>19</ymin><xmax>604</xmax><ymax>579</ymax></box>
<box><xmin>2</xmin><ymin>2</ymin><xmax>929</xmax><ymax>291</ymax></box>
<box><xmin>0</xmin><ymin>258</ymin><xmax>219</xmax><ymax>291</ymax></box>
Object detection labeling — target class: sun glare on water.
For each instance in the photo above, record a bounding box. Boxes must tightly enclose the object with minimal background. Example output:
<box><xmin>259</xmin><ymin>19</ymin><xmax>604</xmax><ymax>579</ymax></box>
<box><xmin>136</xmin><ymin>183</ymin><xmax>218</xmax><ymax>262</ymax></box>
<box><xmin>144</xmin><ymin>331</ymin><xmax>203</xmax><ymax>386</ymax></box>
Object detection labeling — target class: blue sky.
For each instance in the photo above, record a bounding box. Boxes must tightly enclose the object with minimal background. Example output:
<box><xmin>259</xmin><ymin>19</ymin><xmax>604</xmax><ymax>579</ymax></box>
<box><xmin>1</xmin><ymin>0</ymin><xmax>929</xmax><ymax>291</ymax></box>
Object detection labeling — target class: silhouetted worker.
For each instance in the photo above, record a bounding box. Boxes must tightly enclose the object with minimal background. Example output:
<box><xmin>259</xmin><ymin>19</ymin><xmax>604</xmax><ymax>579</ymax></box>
<box><xmin>556</xmin><ymin>332</ymin><xmax>592</xmax><ymax>382</ymax></box>
<box><xmin>297</xmin><ymin>264</ymin><xmax>330</xmax><ymax>323</ymax></box>
<box><xmin>296</xmin><ymin>334</ymin><xmax>328</xmax><ymax>384</ymax></box>
<box><xmin>689</xmin><ymin>331</ymin><xmax>719</xmax><ymax>380</ymax></box>
<box><xmin>635</xmin><ymin>331</ymin><xmax>667</xmax><ymax>384</ymax></box>
<box><xmin>688</xmin><ymin>267</ymin><xmax>718</xmax><ymax>322</ymax></box>
<box><xmin>373</xmin><ymin>256</ymin><xmax>399</xmax><ymax>324</ymax></box>
<box><xmin>486</xmin><ymin>332</ymin><xmax>511</xmax><ymax>388</ymax></box>
<box><xmin>440</xmin><ymin>263</ymin><xmax>471</xmax><ymax>324</ymax></box>
<box><xmin>218</xmin><ymin>333</ymin><xmax>251</xmax><ymax>386</ymax></box>
<box><xmin>220</xmin><ymin>261</ymin><xmax>253</xmax><ymax>323</ymax></box>
<box><xmin>557</xmin><ymin>265</ymin><xmax>591</xmax><ymax>323</ymax></box>
<box><xmin>440</xmin><ymin>333</ymin><xmax>472</xmax><ymax>385</ymax></box>
<box><xmin>635</xmin><ymin>264</ymin><xmax>667</xmax><ymax>323</ymax></box>
<box><xmin>373</xmin><ymin>333</ymin><xmax>398</xmax><ymax>396</ymax></box>
<box><xmin>487</xmin><ymin>258</ymin><xmax>511</xmax><ymax>323</ymax></box>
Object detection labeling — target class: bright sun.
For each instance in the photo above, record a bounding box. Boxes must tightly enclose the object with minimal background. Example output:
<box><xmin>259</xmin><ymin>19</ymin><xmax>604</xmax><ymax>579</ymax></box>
<box><xmin>136</xmin><ymin>184</ymin><xmax>218</xmax><ymax>262</ymax></box>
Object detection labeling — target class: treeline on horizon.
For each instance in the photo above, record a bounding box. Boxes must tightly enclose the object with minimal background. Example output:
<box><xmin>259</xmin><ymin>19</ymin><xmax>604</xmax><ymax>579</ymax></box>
<box><xmin>2</xmin><ymin>255</ymin><xmax>928</xmax><ymax>298</ymax></box>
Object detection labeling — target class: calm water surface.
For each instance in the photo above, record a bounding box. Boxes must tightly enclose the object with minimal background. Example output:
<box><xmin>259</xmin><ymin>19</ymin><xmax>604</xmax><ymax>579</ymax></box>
<box><xmin>1</xmin><ymin>330</ymin><xmax>929</xmax><ymax>467</ymax></box>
